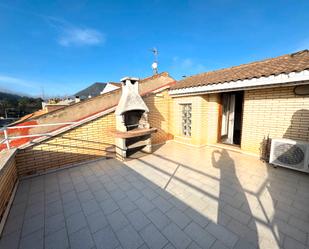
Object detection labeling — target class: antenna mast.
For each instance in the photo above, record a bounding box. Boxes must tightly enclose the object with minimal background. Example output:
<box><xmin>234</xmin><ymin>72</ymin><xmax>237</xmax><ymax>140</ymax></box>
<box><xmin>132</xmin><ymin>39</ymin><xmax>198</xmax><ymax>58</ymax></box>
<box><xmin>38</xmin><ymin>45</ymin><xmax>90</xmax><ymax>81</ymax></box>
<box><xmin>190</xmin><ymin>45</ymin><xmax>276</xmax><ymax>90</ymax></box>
<box><xmin>150</xmin><ymin>48</ymin><xmax>158</xmax><ymax>75</ymax></box>
<box><xmin>41</xmin><ymin>86</ymin><xmax>45</xmax><ymax>100</ymax></box>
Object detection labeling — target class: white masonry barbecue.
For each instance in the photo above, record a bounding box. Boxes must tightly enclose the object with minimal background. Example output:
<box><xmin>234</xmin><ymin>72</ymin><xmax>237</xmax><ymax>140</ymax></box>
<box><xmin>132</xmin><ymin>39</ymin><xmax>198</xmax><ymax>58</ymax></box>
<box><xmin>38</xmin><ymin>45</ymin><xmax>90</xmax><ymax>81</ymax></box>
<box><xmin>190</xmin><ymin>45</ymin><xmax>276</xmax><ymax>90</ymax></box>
<box><xmin>113</xmin><ymin>77</ymin><xmax>157</xmax><ymax>160</ymax></box>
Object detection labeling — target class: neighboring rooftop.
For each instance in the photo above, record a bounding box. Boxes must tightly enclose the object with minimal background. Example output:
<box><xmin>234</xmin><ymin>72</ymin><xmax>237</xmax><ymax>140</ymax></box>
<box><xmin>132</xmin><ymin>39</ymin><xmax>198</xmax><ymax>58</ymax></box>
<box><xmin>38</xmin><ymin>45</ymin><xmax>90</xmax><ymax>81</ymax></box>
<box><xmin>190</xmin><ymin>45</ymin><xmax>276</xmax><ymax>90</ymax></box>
<box><xmin>10</xmin><ymin>109</ymin><xmax>47</xmax><ymax>125</ymax></box>
<box><xmin>75</xmin><ymin>82</ymin><xmax>107</xmax><ymax>98</ymax></box>
<box><xmin>171</xmin><ymin>49</ymin><xmax>309</xmax><ymax>90</ymax></box>
<box><xmin>108</xmin><ymin>82</ymin><xmax>121</xmax><ymax>87</ymax></box>
<box><xmin>1</xmin><ymin>72</ymin><xmax>175</xmax><ymax>151</ymax></box>
<box><xmin>101</xmin><ymin>82</ymin><xmax>121</xmax><ymax>95</ymax></box>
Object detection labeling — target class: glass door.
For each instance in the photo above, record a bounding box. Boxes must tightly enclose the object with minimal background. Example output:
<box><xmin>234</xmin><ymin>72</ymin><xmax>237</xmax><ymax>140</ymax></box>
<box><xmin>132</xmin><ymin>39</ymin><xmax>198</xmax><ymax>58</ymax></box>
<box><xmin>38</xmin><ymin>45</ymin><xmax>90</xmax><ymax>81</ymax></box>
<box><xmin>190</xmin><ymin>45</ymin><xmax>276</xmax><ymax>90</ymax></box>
<box><xmin>220</xmin><ymin>93</ymin><xmax>236</xmax><ymax>144</ymax></box>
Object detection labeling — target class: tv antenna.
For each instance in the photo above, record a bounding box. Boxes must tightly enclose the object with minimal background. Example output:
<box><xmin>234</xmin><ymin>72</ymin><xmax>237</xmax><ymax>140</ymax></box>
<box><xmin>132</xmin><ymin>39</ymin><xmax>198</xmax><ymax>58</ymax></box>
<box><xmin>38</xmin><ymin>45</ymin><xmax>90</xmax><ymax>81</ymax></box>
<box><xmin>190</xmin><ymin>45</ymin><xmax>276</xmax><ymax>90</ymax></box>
<box><xmin>150</xmin><ymin>47</ymin><xmax>158</xmax><ymax>75</ymax></box>
<box><xmin>41</xmin><ymin>86</ymin><xmax>45</xmax><ymax>100</ymax></box>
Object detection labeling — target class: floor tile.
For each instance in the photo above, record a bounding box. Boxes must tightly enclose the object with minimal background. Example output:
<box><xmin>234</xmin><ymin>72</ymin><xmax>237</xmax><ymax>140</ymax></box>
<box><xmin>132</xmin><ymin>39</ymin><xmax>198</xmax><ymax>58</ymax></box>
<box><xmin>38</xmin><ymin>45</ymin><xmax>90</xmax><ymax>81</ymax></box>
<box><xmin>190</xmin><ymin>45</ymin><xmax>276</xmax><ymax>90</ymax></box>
<box><xmin>152</xmin><ymin>196</ymin><xmax>173</xmax><ymax>213</ymax></box>
<box><xmin>45</xmin><ymin>212</ymin><xmax>66</xmax><ymax>235</ymax></box>
<box><xmin>86</xmin><ymin>210</ymin><xmax>109</xmax><ymax>233</ymax></box>
<box><xmin>19</xmin><ymin>229</ymin><xmax>44</xmax><ymax>249</ymax></box>
<box><xmin>127</xmin><ymin>209</ymin><xmax>151</xmax><ymax>231</ymax></box>
<box><xmin>78</xmin><ymin>190</ymin><xmax>95</xmax><ymax>203</ymax></box>
<box><xmin>117</xmin><ymin>197</ymin><xmax>138</xmax><ymax>214</ymax></box>
<box><xmin>184</xmin><ymin>208</ymin><xmax>210</xmax><ymax>228</ymax></box>
<box><xmin>0</xmin><ymin>230</ymin><xmax>20</xmax><ymax>249</ymax></box>
<box><xmin>134</xmin><ymin>197</ymin><xmax>155</xmax><ymax>214</ymax></box>
<box><xmin>165</xmin><ymin>207</ymin><xmax>191</xmax><ymax>229</ymax></box>
<box><xmin>66</xmin><ymin>211</ymin><xmax>88</xmax><ymax>234</ymax></box>
<box><xmin>100</xmin><ymin>198</ymin><xmax>120</xmax><ymax>215</ymax></box>
<box><xmin>184</xmin><ymin>222</ymin><xmax>216</xmax><ymax>249</ymax></box>
<box><xmin>45</xmin><ymin>199</ymin><xmax>63</xmax><ymax>218</ymax></box>
<box><xmin>146</xmin><ymin>208</ymin><xmax>171</xmax><ymax>230</ymax></box>
<box><xmin>2</xmin><ymin>214</ymin><xmax>24</xmax><ymax>236</ymax></box>
<box><xmin>63</xmin><ymin>200</ymin><xmax>82</xmax><ymax>218</ymax></box>
<box><xmin>162</xmin><ymin>223</ymin><xmax>192</xmax><ymax>249</ymax></box>
<box><xmin>140</xmin><ymin>223</ymin><xmax>168</xmax><ymax>249</ymax></box>
<box><xmin>45</xmin><ymin>228</ymin><xmax>69</xmax><ymax>249</ymax></box>
<box><xmin>21</xmin><ymin>213</ymin><xmax>44</xmax><ymax>237</ymax></box>
<box><xmin>81</xmin><ymin>199</ymin><xmax>100</xmax><ymax>216</ymax></box>
<box><xmin>205</xmin><ymin>223</ymin><xmax>238</xmax><ymax>248</ymax></box>
<box><xmin>93</xmin><ymin>189</ymin><xmax>110</xmax><ymax>203</ymax></box>
<box><xmin>93</xmin><ymin>226</ymin><xmax>120</xmax><ymax>249</ymax></box>
<box><xmin>107</xmin><ymin>210</ymin><xmax>130</xmax><ymax>231</ymax></box>
<box><xmin>116</xmin><ymin>225</ymin><xmax>144</xmax><ymax>249</ymax></box>
<box><xmin>69</xmin><ymin>227</ymin><xmax>95</xmax><ymax>249</ymax></box>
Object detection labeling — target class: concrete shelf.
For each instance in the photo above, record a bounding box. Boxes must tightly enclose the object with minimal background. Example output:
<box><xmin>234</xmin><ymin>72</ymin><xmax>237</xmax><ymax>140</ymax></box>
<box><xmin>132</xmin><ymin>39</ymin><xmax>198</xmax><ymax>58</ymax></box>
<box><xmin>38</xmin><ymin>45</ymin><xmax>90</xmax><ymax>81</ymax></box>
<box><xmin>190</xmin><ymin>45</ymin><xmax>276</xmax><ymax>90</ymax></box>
<box><xmin>111</xmin><ymin>127</ymin><xmax>157</xmax><ymax>139</ymax></box>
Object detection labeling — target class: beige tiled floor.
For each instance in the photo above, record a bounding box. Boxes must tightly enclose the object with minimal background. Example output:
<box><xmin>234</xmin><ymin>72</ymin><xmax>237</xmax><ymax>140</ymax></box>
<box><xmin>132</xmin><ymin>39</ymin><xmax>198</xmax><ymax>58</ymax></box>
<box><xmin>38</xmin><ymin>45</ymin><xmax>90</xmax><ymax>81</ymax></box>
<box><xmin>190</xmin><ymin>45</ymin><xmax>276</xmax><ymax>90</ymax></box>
<box><xmin>126</xmin><ymin>142</ymin><xmax>309</xmax><ymax>249</ymax></box>
<box><xmin>1</xmin><ymin>141</ymin><xmax>309</xmax><ymax>249</ymax></box>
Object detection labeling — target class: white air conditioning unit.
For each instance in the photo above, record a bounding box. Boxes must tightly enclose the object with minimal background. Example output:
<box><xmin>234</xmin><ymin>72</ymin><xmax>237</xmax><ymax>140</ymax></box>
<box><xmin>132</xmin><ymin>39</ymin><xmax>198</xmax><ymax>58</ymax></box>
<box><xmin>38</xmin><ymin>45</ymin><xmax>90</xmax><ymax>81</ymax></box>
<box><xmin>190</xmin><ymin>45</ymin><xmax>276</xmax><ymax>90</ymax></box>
<box><xmin>269</xmin><ymin>138</ymin><xmax>309</xmax><ymax>173</ymax></box>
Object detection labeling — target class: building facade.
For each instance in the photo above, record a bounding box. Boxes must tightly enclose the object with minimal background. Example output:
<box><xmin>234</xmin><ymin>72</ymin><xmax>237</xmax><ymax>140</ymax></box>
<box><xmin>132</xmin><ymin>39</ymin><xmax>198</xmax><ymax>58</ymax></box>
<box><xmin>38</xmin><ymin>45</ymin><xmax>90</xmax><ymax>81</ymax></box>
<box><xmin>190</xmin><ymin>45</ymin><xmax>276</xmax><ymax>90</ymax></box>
<box><xmin>2</xmin><ymin>50</ymin><xmax>309</xmax><ymax>176</ymax></box>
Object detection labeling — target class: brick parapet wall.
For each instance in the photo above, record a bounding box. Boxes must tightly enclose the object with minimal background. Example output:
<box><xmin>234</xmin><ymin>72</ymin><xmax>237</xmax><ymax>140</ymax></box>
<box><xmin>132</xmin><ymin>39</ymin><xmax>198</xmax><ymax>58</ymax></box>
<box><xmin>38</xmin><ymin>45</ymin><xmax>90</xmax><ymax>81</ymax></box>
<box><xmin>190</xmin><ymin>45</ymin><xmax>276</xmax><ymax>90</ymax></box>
<box><xmin>16</xmin><ymin>113</ymin><xmax>116</xmax><ymax>177</ymax></box>
<box><xmin>0</xmin><ymin>150</ymin><xmax>17</xmax><ymax>220</ymax></box>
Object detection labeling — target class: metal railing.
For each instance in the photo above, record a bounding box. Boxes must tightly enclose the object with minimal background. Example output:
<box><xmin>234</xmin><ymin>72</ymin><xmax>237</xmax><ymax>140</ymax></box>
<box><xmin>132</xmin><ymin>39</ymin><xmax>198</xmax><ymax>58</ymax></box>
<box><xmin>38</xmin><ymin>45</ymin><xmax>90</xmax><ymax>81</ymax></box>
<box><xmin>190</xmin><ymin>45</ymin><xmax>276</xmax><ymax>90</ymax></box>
<box><xmin>0</xmin><ymin>122</ymin><xmax>76</xmax><ymax>150</ymax></box>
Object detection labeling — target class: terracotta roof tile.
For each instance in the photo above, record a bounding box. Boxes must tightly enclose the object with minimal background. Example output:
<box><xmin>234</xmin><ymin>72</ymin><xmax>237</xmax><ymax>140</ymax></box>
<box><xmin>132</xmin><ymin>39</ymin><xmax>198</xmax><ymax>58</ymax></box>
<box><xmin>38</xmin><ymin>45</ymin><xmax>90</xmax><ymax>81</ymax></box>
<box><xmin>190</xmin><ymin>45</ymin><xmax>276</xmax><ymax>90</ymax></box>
<box><xmin>10</xmin><ymin>109</ymin><xmax>47</xmax><ymax>125</ymax></box>
<box><xmin>171</xmin><ymin>50</ymin><xmax>309</xmax><ymax>90</ymax></box>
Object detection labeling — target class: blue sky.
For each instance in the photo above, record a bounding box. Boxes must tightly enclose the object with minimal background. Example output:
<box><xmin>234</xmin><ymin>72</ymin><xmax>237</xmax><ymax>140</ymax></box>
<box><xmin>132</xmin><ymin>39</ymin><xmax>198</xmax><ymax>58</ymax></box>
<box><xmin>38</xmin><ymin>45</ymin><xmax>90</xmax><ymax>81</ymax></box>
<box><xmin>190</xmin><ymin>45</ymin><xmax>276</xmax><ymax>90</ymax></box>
<box><xmin>0</xmin><ymin>0</ymin><xmax>308</xmax><ymax>97</ymax></box>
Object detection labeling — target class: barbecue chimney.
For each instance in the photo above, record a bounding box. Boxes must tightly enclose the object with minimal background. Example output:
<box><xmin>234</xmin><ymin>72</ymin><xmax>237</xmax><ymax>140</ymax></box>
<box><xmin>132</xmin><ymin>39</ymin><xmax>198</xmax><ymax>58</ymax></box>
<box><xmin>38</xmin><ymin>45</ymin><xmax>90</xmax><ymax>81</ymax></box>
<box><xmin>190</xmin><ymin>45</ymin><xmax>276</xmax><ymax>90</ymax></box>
<box><xmin>113</xmin><ymin>77</ymin><xmax>157</xmax><ymax>160</ymax></box>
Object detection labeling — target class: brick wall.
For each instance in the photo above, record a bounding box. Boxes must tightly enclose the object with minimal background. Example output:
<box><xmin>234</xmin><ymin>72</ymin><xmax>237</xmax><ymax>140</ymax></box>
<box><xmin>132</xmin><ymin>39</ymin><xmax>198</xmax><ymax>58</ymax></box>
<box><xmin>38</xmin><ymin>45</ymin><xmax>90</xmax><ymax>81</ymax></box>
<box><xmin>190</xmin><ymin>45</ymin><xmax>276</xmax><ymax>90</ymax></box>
<box><xmin>169</xmin><ymin>87</ymin><xmax>309</xmax><ymax>155</ymax></box>
<box><xmin>0</xmin><ymin>150</ymin><xmax>17</xmax><ymax>220</ymax></box>
<box><xmin>144</xmin><ymin>90</ymin><xmax>174</xmax><ymax>144</ymax></box>
<box><xmin>15</xmin><ymin>85</ymin><xmax>309</xmax><ymax>176</ymax></box>
<box><xmin>16</xmin><ymin>112</ymin><xmax>116</xmax><ymax>176</ymax></box>
<box><xmin>241</xmin><ymin>86</ymin><xmax>309</xmax><ymax>155</ymax></box>
<box><xmin>170</xmin><ymin>95</ymin><xmax>209</xmax><ymax>146</ymax></box>
<box><xmin>206</xmin><ymin>94</ymin><xmax>221</xmax><ymax>145</ymax></box>
<box><xmin>144</xmin><ymin>91</ymin><xmax>172</xmax><ymax>144</ymax></box>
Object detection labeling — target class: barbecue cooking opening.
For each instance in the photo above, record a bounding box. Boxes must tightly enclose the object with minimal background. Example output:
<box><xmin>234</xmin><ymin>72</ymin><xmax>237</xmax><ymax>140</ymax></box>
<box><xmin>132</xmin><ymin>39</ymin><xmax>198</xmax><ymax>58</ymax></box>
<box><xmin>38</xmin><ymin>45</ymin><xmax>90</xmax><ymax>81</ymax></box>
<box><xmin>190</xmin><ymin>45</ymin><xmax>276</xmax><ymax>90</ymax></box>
<box><xmin>124</xmin><ymin>110</ymin><xmax>146</xmax><ymax>131</ymax></box>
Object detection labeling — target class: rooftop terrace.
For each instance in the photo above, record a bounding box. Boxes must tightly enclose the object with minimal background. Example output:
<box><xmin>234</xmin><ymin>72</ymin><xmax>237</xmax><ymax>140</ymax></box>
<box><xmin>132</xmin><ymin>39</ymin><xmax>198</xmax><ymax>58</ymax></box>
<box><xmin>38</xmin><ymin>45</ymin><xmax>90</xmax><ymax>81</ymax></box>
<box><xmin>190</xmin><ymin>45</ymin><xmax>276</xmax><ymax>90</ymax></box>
<box><xmin>0</xmin><ymin>142</ymin><xmax>309</xmax><ymax>249</ymax></box>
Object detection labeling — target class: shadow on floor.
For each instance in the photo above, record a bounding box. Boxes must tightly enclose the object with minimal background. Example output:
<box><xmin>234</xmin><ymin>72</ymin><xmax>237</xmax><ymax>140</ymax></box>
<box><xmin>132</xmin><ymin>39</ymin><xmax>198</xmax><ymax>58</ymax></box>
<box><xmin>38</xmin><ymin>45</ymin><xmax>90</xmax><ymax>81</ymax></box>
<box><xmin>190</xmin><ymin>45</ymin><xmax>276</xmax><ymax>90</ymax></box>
<box><xmin>1</xmin><ymin>142</ymin><xmax>308</xmax><ymax>249</ymax></box>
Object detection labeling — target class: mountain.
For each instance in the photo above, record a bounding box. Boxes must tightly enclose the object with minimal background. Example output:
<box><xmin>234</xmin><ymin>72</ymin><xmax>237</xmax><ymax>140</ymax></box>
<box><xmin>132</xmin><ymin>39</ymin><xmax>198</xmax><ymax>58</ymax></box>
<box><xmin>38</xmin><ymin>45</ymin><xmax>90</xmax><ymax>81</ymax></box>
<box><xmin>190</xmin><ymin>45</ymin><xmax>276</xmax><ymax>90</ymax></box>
<box><xmin>0</xmin><ymin>91</ymin><xmax>22</xmax><ymax>102</ymax></box>
<box><xmin>0</xmin><ymin>91</ymin><xmax>43</xmax><ymax>118</ymax></box>
<box><xmin>74</xmin><ymin>82</ymin><xmax>107</xmax><ymax>99</ymax></box>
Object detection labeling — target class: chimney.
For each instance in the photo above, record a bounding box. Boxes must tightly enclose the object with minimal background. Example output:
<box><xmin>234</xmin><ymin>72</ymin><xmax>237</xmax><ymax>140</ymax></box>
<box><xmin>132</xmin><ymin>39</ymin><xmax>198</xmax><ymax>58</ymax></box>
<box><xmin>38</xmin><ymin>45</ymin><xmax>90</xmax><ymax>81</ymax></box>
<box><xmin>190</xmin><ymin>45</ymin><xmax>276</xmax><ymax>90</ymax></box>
<box><xmin>75</xmin><ymin>96</ymin><xmax>80</xmax><ymax>103</ymax></box>
<box><xmin>113</xmin><ymin>76</ymin><xmax>156</xmax><ymax>160</ymax></box>
<box><xmin>115</xmin><ymin>77</ymin><xmax>149</xmax><ymax>116</ymax></box>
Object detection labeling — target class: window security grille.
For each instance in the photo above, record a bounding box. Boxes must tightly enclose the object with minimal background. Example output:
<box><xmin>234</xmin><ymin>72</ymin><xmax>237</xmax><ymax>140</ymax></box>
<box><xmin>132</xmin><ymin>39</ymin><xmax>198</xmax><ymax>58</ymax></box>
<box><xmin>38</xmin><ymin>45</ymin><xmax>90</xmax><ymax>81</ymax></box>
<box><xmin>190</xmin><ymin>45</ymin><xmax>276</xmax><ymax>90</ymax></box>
<box><xmin>181</xmin><ymin>104</ymin><xmax>192</xmax><ymax>136</ymax></box>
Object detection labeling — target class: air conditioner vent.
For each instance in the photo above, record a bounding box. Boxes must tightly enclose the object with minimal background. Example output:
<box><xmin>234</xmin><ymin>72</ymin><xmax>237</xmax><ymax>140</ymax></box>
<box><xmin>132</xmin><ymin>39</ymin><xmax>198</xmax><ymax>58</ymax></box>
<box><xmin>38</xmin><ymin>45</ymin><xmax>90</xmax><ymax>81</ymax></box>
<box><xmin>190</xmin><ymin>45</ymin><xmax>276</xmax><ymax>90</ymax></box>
<box><xmin>269</xmin><ymin>138</ymin><xmax>309</xmax><ymax>173</ymax></box>
<box><xmin>275</xmin><ymin>144</ymin><xmax>304</xmax><ymax>166</ymax></box>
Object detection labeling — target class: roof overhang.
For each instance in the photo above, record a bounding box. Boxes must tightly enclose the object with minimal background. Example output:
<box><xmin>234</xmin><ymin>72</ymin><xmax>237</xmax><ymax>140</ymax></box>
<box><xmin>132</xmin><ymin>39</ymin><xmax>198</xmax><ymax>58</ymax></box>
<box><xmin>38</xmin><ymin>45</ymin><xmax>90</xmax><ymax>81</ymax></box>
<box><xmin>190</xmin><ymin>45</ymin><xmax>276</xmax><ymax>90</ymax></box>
<box><xmin>169</xmin><ymin>70</ymin><xmax>309</xmax><ymax>96</ymax></box>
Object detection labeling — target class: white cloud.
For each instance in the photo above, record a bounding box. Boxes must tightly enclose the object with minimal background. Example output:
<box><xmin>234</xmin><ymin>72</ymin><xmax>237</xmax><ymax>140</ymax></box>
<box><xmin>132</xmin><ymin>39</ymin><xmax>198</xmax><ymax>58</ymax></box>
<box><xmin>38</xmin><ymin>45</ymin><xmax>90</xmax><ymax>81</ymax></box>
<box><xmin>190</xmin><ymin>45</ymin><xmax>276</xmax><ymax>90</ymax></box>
<box><xmin>58</xmin><ymin>27</ymin><xmax>104</xmax><ymax>47</ymax></box>
<box><xmin>0</xmin><ymin>74</ymin><xmax>44</xmax><ymax>96</ymax></box>
<box><xmin>0</xmin><ymin>6</ymin><xmax>105</xmax><ymax>47</ymax></box>
<box><xmin>45</xmin><ymin>16</ymin><xmax>105</xmax><ymax>47</ymax></box>
<box><xmin>0</xmin><ymin>74</ymin><xmax>38</xmax><ymax>88</ymax></box>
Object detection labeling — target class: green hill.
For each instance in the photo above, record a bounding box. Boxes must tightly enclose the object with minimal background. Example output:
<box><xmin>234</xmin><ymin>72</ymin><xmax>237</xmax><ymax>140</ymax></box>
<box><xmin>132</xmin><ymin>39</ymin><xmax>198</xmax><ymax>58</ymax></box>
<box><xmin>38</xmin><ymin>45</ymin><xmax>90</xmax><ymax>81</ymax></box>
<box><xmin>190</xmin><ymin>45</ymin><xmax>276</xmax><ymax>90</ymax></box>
<box><xmin>0</xmin><ymin>91</ymin><xmax>42</xmax><ymax>118</ymax></box>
